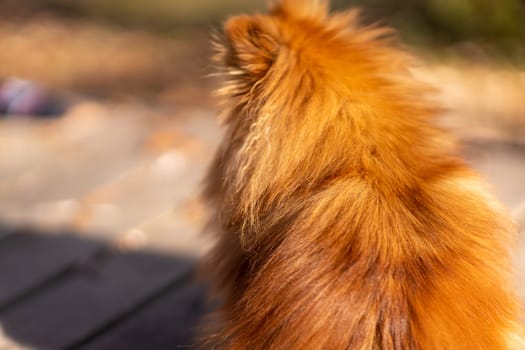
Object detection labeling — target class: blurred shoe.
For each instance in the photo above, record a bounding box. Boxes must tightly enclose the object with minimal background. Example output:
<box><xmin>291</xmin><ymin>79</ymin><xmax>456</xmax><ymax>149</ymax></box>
<box><xmin>0</xmin><ymin>77</ymin><xmax>69</xmax><ymax>117</ymax></box>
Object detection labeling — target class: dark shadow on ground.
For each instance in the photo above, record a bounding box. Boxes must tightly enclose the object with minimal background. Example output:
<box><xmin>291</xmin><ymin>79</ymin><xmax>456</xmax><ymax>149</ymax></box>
<box><xmin>0</xmin><ymin>224</ymin><xmax>211</xmax><ymax>350</ymax></box>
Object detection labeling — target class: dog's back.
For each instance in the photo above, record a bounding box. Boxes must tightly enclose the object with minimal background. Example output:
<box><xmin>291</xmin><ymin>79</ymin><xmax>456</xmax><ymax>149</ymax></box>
<box><xmin>202</xmin><ymin>1</ymin><xmax>525</xmax><ymax>348</ymax></box>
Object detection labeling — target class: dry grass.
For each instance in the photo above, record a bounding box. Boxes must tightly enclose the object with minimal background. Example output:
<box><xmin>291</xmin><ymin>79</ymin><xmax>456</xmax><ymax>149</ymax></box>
<box><xmin>0</xmin><ymin>17</ymin><xmax>210</xmax><ymax>101</ymax></box>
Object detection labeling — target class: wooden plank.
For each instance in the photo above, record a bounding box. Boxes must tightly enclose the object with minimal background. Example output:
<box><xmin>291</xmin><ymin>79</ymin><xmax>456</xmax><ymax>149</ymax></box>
<box><xmin>67</xmin><ymin>110</ymin><xmax>220</xmax><ymax>244</ymax></box>
<box><xmin>73</xmin><ymin>148</ymin><xmax>203</xmax><ymax>233</ymax></box>
<box><xmin>0</xmin><ymin>105</ymin><xmax>119</xmax><ymax>181</ymax></box>
<box><xmin>0</xmin><ymin>231</ymin><xmax>101</xmax><ymax>310</ymax></box>
<box><xmin>79</xmin><ymin>281</ymin><xmax>209</xmax><ymax>350</ymax></box>
<box><xmin>70</xmin><ymin>140</ymin><xmax>210</xmax><ymax>242</ymax></box>
<box><xmin>119</xmin><ymin>204</ymin><xmax>212</xmax><ymax>256</ymax></box>
<box><xmin>0</xmin><ymin>249</ymin><xmax>194</xmax><ymax>350</ymax></box>
<box><xmin>0</xmin><ymin>110</ymin><xmax>220</xmax><ymax>239</ymax></box>
<box><xmin>0</xmin><ymin>119</ymin><xmax>57</xmax><ymax>182</ymax></box>
<box><xmin>0</xmin><ymin>114</ymin><xmax>149</xmax><ymax>217</ymax></box>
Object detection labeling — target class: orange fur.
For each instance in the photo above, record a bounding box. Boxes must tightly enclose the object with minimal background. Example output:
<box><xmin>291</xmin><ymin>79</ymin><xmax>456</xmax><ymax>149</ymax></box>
<box><xmin>202</xmin><ymin>0</ymin><xmax>524</xmax><ymax>348</ymax></box>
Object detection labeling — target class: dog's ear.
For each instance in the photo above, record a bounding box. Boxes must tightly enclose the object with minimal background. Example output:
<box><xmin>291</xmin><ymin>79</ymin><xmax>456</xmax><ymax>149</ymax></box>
<box><xmin>221</xmin><ymin>16</ymin><xmax>280</xmax><ymax>80</ymax></box>
<box><xmin>270</xmin><ymin>0</ymin><xmax>329</xmax><ymax>20</ymax></box>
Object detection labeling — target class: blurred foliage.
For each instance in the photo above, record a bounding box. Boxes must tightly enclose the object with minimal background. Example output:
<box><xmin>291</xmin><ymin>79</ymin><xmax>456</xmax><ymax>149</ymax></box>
<box><xmin>335</xmin><ymin>0</ymin><xmax>525</xmax><ymax>54</ymax></box>
<box><xmin>1</xmin><ymin>0</ymin><xmax>524</xmax><ymax>58</ymax></box>
<box><xmin>0</xmin><ymin>0</ymin><xmax>265</xmax><ymax>32</ymax></box>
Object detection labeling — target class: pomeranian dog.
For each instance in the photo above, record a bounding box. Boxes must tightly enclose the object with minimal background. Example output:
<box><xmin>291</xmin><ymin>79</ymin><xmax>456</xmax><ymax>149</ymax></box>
<box><xmin>202</xmin><ymin>0</ymin><xmax>524</xmax><ymax>348</ymax></box>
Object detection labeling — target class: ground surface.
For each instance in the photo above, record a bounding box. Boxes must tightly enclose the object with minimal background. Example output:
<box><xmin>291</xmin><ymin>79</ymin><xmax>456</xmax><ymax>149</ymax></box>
<box><xmin>0</xmin><ymin>103</ymin><xmax>221</xmax><ymax>349</ymax></box>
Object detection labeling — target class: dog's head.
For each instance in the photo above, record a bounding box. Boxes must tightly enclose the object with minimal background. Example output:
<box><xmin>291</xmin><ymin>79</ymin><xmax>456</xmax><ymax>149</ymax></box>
<box><xmin>219</xmin><ymin>1</ymin><xmax>329</xmax><ymax>75</ymax></box>
<box><xmin>213</xmin><ymin>0</ymin><xmax>403</xmax><ymax>122</ymax></box>
<box><xmin>211</xmin><ymin>0</ymin><xmax>427</xmax><ymax>240</ymax></box>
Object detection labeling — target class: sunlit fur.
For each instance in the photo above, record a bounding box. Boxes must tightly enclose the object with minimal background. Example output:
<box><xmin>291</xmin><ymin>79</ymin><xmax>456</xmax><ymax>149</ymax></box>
<box><xmin>202</xmin><ymin>0</ymin><xmax>525</xmax><ymax>348</ymax></box>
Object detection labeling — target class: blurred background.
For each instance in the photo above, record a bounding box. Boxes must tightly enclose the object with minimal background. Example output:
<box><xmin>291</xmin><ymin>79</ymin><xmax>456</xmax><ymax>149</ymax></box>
<box><xmin>0</xmin><ymin>1</ymin><xmax>523</xmax><ymax>349</ymax></box>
